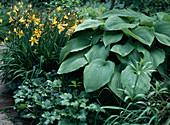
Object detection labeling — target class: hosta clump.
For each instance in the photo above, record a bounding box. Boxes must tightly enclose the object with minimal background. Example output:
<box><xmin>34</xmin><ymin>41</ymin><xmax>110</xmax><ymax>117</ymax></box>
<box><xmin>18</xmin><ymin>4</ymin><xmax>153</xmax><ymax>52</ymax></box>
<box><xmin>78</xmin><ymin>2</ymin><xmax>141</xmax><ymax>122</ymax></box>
<box><xmin>13</xmin><ymin>77</ymin><xmax>104</xmax><ymax>125</ymax></box>
<box><xmin>57</xmin><ymin>9</ymin><xmax>169</xmax><ymax>100</ymax></box>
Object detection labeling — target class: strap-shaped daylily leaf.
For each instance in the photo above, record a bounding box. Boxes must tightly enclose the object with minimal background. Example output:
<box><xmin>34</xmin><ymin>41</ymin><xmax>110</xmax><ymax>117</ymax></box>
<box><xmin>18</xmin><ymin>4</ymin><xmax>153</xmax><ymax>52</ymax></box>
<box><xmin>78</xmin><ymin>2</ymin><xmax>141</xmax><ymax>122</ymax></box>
<box><xmin>121</xmin><ymin>65</ymin><xmax>151</xmax><ymax>97</ymax></box>
<box><xmin>98</xmin><ymin>9</ymin><xmax>140</xmax><ymax>19</ymax></box>
<box><xmin>75</xmin><ymin>19</ymin><xmax>104</xmax><ymax>32</ymax></box>
<box><xmin>85</xmin><ymin>43</ymin><xmax>110</xmax><ymax>63</ymax></box>
<box><xmin>84</xmin><ymin>59</ymin><xmax>115</xmax><ymax>93</ymax></box>
<box><xmin>154</xmin><ymin>22</ymin><xmax>170</xmax><ymax>46</ymax></box>
<box><xmin>58</xmin><ymin>50</ymin><xmax>88</xmax><ymax>74</ymax></box>
<box><xmin>110</xmin><ymin>42</ymin><xmax>134</xmax><ymax>57</ymax></box>
<box><xmin>103</xmin><ymin>31</ymin><xmax>123</xmax><ymax>46</ymax></box>
<box><xmin>59</xmin><ymin>37</ymin><xmax>91</xmax><ymax>62</ymax></box>
<box><xmin>122</xmin><ymin>27</ymin><xmax>154</xmax><ymax>46</ymax></box>
<box><xmin>105</xmin><ymin>16</ymin><xmax>138</xmax><ymax>31</ymax></box>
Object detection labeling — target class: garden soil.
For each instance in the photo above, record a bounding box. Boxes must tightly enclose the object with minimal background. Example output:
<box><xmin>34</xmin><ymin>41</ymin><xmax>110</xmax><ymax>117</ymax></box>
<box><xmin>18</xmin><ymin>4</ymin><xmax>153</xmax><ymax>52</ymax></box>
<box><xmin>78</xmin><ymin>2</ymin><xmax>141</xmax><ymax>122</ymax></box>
<box><xmin>0</xmin><ymin>46</ymin><xmax>23</xmax><ymax>125</ymax></box>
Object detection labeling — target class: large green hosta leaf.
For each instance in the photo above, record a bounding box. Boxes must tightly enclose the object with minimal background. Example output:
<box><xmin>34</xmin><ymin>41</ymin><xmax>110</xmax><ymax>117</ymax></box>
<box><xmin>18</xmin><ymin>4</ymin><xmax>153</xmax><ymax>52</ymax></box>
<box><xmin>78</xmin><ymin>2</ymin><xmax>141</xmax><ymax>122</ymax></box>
<box><xmin>154</xmin><ymin>22</ymin><xmax>170</xmax><ymax>46</ymax></box>
<box><xmin>58</xmin><ymin>50</ymin><xmax>88</xmax><ymax>74</ymax></box>
<box><xmin>98</xmin><ymin>9</ymin><xmax>140</xmax><ymax>19</ymax></box>
<box><xmin>59</xmin><ymin>37</ymin><xmax>91</xmax><ymax>62</ymax></box>
<box><xmin>105</xmin><ymin>16</ymin><xmax>138</xmax><ymax>31</ymax></box>
<box><xmin>108</xmin><ymin>68</ymin><xmax>124</xmax><ymax>100</ymax></box>
<box><xmin>103</xmin><ymin>31</ymin><xmax>123</xmax><ymax>46</ymax></box>
<box><xmin>137</xmin><ymin>44</ymin><xmax>165</xmax><ymax>69</ymax></box>
<box><xmin>75</xmin><ymin>19</ymin><xmax>104</xmax><ymax>32</ymax></box>
<box><xmin>91</xmin><ymin>29</ymin><xmax>103</xmax><ymax>45</ymax></box>
<box><xmin>122</xmin><ymin>27</ymin><xmax>154</xmax><ymax>46</ymax></box>
<box><xmin>121</xmin><ymin>65</ymin><xmax>151</xmax><ymax>97</ymax></box>
<box><xmin>110</xmin><ymin>42</ymin><xmax>134</xmax><ymax>57</ymax></box>
<box><xmin>84</xmin><ymin>59</ymin><xmax>115</xmax><ymax>93</ymax></box>
<box><xmin>85</xmin><ymin>43</ymin><xmax>110</xmax><ymax>63</ymax></box>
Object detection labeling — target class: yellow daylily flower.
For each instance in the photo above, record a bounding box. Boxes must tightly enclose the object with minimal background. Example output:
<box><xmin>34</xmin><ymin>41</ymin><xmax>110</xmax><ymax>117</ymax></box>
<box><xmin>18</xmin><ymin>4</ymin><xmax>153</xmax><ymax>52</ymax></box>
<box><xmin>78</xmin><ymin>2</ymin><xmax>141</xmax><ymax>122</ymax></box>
<box><xmin>80</xmin><ymin>19</ymin><xmax>85</xmax><ymax>23</ymax></box>
<box><xmin>75</xmin><ymin>20</ymin><xmax>79</xmax><ymax>23</ymax></box>
<box><xmin>57</xmin><ymin>6</ymin><xmax>61</xmax><ymax>11</ymax></box>
<box><xmin>70</xmin><ymin>24</ymin><xmax>77</xmax><ymax>30</ymax></box>
<box><xmin>9</xmin><ymin>16</ymin><xmax>14</xmax><ymax>23</ymax></box>
<box><xmin>64</xmin><ymin>15</ymin><xmax>68</xmax><ymax>19</ymax></box>
<box><xmin>19</xmin><ymin>17</ymin><xmax>26</xmax><ymax>23</ymax></box>
<box><xmin>29</xmin><ymin>37</ymin><xmax>38</xmax><ymax>46</ymax></box>
<box><xmin>1</xmin><ymin>42</ymin><xmax>5</xmax><ymax>45</ymax></box>
<box><xmin>33</xmin><ymin>28</ymin><xmax>41</xmax><ymax>37</ymax></box>
<box><xmin>27</xmin><ymin>20</ymin><xmax>31</xmax><ymax>23</ymax></box>
<box><xmin>28</xmin><ymin>4</ymin><xmax>32</xmax><ymax>8</ymax></box>
<box><xmin>18</xmin><ymin>30</ymin><xmax>24</xmax><ymax>38</ymax></box>
<box><xmin>13</xmin><ymin>5</ymin><xmax>18</xmax><ymax>13</ymax></box>
<box><xmin>0</xmin><ymin>19</ymin><xmax>2</xmax><ymax>23</ymax></box>
<box><xmin>34</xmin><ymin>18</ymin><xmax>40</xmax><ymax>25</ymax></box>
<box><xmin>5</xmin><ymin>37</ymin><xmax>8</xmax><ymax>41</ymax></box>
<box><xmin>29</xmin><ymin>14</ymin><xmax>35</xmax><ymax>21</ymax></box>
<box><xmin>7</xmin><ymin>11</ymin><xmax>11</xmax><ymax>16</ymax></box>
<box><xmin>57</xmin><ymin>24</ymin><xmax>65</xmax><ymax>34</ymax></box>
<box><xmin>14</xmin><ymin>28</ymin><xmax>17</xmax><ymax>33</ymax></box>
<box><xmin>8</xmin><ymin>31</ymin><xmax>11</xmax><ymax>34</ymax></box>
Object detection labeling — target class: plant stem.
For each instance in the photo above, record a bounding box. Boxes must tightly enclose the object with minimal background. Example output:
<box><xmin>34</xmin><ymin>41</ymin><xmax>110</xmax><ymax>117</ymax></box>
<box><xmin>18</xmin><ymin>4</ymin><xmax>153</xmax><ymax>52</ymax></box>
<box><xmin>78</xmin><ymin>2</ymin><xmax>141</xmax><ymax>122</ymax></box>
<box><xmin>132</xmin><ymin>74</ymin><xmax>139</xmax><ymax>99</ymax></box>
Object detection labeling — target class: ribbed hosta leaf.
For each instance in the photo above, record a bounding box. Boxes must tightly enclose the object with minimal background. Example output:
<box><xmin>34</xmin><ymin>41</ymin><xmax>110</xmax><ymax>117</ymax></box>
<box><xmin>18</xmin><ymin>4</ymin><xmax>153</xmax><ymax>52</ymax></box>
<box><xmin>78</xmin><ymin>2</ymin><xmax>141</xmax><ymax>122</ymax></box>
<box><xmin>75</xmin><ymin>19</ymin><xmax>104</xmax><ymax>32</ymax></box>
<box><xmin>105</xmin><ymin>16</ymin><xmax>138</xmax><ymax>31</ymax></box>
<box><xmin>59</xmin><ymin>37</ymin><xmax>91</xmax><ymax>62</ymax></box>
<box><xmin>121</xmin><ymin>65</ymin><xmax>151</xmax><ymax>97</ymax></box>
<box><xmin>84</xmin><ymin>59</ymin><xmax>115</xmax><ymax>93</ymax></box>
<box><xmin>122</xmin><ymin>27</ymin><xmax>154</xmax><ymax>46</ymax></box>
<box><xmin>103</xmin><ymin>31</ymin><xmax>123</xmax><ymax>46</ymax></box>
<box><xmin>98</xmin><ymin>9</ymin><xmax>140</xmax><ymax>19</ymax></box>
<box><xmin>85</xmin><ymin>43</ymin><xmax>109</xmax><ymax>63</ymax></box>
<box><xmin>154</xmin><ymin>22</ymin><xmax>170</xmax><ymax>46</ymax></box>
<box><xmin>58</xmin><ymin>50</ymin><xmax>88</xmax><ymax>74</ymax></box>
<box><xmin>110</xmin><ymin>42</ymin><xmax>134</xmax><ymax>57</ymax></box>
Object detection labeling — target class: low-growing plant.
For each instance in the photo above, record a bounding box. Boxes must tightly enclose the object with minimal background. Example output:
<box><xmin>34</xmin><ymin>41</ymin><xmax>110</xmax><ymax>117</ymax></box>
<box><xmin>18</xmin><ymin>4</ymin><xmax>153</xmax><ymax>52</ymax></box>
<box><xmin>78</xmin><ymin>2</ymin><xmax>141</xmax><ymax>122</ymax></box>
<box><xmin>98</xmin><ymin>81</ymin><xmax>169</xmax><ymax>124</ymax></box>
<box><xmin>57</xmin><ymin>9</ymin><xmax>169</xmax><ymax>101</ymax></box>
<box><xmin>13</xmin><ymin>75</ymin><xmax>105</xmax><ymax>125</ymax></box>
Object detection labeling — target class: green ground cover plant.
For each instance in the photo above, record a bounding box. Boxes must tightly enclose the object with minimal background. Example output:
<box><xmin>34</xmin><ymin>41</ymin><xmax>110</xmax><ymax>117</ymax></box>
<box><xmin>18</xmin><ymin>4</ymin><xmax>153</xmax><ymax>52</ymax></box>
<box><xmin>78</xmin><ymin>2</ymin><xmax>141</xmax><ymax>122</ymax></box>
<box><xmin>13</xmin><ymin>72</ymin><xmax>105</xmax><ymax>125</ymax></box>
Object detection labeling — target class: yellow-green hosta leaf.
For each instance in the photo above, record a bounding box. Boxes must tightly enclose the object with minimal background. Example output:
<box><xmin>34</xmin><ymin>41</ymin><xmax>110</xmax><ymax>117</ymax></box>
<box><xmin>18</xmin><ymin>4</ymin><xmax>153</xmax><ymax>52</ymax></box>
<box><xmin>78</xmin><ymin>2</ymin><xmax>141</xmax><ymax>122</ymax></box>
<box><xmin>122</xmin><ymin>27</ymin><xmax>154</xmax><ymax>46</ymax></box>
<box><xmin>84</xmin><ymin>59</ymin><xmax>115</xmax><ymax>93</ymax></box>
<box><xmin>75</xmin><ymin>19</ymin><xmax>104</xmax><ymax>32</ymax></box>
<box><xmin>105</xmin><ymin>16</ymin><xmax>138</xmax><ymax>31</ymax></box>
<box><xmin>103</xmin><ymin>31</ymin><xmax>123</xmax><ymax>46</ymax></box>
<box><xmin>110</xmin><ymin>42</ymin><xmax>134</xmax><ymax>57</ymax></box>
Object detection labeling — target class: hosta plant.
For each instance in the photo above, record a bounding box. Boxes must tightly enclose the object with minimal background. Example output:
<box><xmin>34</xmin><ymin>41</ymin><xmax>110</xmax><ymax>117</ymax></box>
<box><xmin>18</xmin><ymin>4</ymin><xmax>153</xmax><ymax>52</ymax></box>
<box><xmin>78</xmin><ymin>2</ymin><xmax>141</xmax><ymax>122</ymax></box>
<box><xmin>57</xmin><ymin>8</ymin><xmax>169</xmax><ymax>100</ymax></box>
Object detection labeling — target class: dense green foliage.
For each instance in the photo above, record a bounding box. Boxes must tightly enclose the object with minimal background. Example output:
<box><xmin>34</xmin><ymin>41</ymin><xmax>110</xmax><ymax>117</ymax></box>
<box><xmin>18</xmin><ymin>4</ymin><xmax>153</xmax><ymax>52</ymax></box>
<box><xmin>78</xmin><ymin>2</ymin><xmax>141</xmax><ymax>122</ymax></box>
<box><xmin>121</xmin><ymin>0</ymin><xmax>170</xmax><ymax>16</ymax></box>
<box><xmin>58</xmin><ymin>9</ymin><xmax>169</xmax><ymax>101</ymax></box>
<box><xmin>0</xmin><ymin>1</ymin><xmax>169</xmax><ymax>125</ymax></box>
<box><xmin>14</xmin><ymin>73</ymin><xmax>105</xmax><ymax>125</ymax></box>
